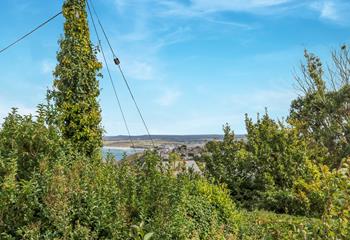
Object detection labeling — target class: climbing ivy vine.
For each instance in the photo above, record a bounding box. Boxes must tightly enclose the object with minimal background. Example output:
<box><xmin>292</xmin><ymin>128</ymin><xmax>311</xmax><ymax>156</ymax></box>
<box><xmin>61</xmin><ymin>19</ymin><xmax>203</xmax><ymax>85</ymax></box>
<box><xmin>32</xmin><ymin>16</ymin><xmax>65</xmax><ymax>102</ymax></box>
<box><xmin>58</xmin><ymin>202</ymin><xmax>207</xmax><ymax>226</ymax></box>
<box><xmin>51</xmin><ymin>0</ymin><xmax>103</xmax><ymax>157</ymax></box>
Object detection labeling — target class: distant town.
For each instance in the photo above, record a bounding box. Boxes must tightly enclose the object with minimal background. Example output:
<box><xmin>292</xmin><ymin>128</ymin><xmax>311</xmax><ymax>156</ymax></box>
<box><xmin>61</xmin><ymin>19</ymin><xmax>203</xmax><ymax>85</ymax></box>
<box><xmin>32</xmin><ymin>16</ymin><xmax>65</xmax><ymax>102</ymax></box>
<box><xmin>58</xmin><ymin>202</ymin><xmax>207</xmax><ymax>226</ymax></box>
<box><xmin>103</xmin><ymin>134</ymin><xmax>247</xmax><ymax>173</ymax></box>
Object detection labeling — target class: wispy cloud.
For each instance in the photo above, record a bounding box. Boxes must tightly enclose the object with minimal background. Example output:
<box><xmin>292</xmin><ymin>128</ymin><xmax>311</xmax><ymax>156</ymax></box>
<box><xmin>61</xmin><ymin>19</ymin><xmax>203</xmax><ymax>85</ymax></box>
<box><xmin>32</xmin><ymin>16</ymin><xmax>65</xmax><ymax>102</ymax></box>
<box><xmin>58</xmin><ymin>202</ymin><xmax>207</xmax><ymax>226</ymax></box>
<box><xmin>190</xmin><ymin>0</ymin><xmax>292</xmax><ymax>12</ymax></box>
<box><xmin>152</xmin><ymin>26</ymin><xmax>194</xmax><ymax>51</ymax></box>
<box><xmin>123</xmin><ymin>60</ymin><xmax>156</xmax><ymax>81</ymax></box>
<box><xmin>310</xmin><ymin>0</ymin><xmax>350</xmax><ymax>24</ymax></box>
<box><xmin>156</xmin><ymin>89</ymin><xmax>182</xmax><ymax>107</ymax></box>
<box><xmin>320</xmin><ymin>1</ymin><xmax>338</xmax><ymax>20</ymax></box>
<box><xmin>159</xmin><ymin>0</ymin><xmax>350</xmax><ymax>26</ymax></box>
<box><xmin>159</xmin><ymin>0</ymin><xmax>296</xmax><ymax>17</ymax></box>
<box><xmin>98</xmin><ymin>0</ymin><xmax>349</xmax><ymax>135</ymax></box>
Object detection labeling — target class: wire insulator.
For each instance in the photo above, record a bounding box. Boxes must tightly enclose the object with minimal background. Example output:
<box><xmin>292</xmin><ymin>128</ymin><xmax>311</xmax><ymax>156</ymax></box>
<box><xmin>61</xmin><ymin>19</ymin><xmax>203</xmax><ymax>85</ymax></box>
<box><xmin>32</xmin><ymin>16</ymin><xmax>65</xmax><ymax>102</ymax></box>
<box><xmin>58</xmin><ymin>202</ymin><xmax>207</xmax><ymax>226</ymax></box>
<box><xmin>114</xmin><ymin>57</ymin><xmax>120</xmax><ymax>65</ymax></box>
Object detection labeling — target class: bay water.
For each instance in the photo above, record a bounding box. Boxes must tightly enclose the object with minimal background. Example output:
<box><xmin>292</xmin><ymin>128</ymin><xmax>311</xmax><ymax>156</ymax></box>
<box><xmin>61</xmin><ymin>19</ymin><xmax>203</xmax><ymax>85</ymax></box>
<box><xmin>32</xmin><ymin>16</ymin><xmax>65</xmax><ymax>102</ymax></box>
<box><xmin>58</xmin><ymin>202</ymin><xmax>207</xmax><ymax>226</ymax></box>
<box><xmin>102</xmin><ymin>147</ymin><xmax>144</xmax><ymax>160</ymax></box>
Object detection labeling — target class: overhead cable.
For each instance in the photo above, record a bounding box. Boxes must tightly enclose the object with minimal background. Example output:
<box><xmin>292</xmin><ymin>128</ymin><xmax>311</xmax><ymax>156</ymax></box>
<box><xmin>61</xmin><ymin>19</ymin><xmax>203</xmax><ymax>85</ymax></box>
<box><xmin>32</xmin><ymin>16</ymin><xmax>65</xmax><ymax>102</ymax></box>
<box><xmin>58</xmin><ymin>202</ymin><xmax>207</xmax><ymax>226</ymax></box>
<box><xmin>87</xmin><ymin>2</ymin><xmax>136</xmax><ymax>152</ymax></box>
<box><xmin>0</xmin><ymin>11</ymin><xmax>62</xmax><ymax>55</ymax></box>
<box><xmin>87</xmin><ymin>0</ymin><xmax>156</xmax><ymax>148</ymax></box>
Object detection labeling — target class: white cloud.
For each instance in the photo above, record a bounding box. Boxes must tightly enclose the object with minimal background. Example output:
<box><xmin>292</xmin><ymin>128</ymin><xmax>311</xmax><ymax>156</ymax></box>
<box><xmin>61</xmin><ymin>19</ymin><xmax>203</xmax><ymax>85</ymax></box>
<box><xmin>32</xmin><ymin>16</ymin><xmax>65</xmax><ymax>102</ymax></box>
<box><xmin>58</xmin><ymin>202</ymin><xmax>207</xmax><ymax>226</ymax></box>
<box><xmin>191</xmin><ymin>0</ymin><xmax>292</xmax><ymax>12</ymax></box>
<box><xmin>320</xmin><ymin>1</ymin><xmax>338</xmax><ymax>20</ymax></box>
<box><xmin>153</xmin><ymin>26</ymin><xmax>194</xmax><ymax>50</ymax></box>
<box><xmin>160</xmin><ymin>0</ymin><xmax>350</xmax><ymax>26</ymax></box>
<box><xmin>311</xmin><ymin>1</ymin><xmax>338</xmax><ymax>21</ymax></box>
<box><xmin>156</xmin><ymin>89</ymin><xmax>182</xmax><ymax>107</ymax></box>
<box><xmin>156</xmin><ymin>0</ymin><xmax>298</xmax><ymax>31</ymax></box>
<box><xmin>160</xmin><ymin>0</ymin><xmax>294</xmax><ymax>17</ymax></box>
<box><xmin>310</xmin><ymin>0</ymin><xmax>350</xmax><ymax>24</ymax></box>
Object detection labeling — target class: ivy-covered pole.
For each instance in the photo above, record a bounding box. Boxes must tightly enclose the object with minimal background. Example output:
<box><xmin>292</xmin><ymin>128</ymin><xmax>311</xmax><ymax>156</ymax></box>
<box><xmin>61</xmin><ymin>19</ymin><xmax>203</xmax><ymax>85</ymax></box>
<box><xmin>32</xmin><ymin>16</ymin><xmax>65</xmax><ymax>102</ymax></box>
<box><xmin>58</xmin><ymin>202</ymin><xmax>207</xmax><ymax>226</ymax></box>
<box><xmin>51</xmin><ymin>0</ymin><xmax>103</xmax><ymax>157</ymax></box>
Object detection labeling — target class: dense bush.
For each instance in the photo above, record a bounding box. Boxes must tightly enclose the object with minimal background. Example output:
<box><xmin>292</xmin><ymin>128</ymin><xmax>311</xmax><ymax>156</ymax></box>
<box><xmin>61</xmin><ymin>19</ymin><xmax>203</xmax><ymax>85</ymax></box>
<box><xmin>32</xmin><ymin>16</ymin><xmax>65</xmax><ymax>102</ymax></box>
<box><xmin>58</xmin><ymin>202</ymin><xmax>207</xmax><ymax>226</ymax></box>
<box><xmin>0</xmin><ymin>107</ymin><xmax>71</xmax><ymax>181</ymax></box>
<box><xmin>321</xmin><ymin>158</ymin><xmax>350</xmax><ymax>239</ymax></box>
<box><xmin>203</xmin><ymin>113</ymin><xmax>327</xmax><ymax>216</ymax></box>
<box><xmin>238</xmin><ymin>210</ymin><xmax>323</xmax><ymax>239</ymax></box>
<box><xmin>0</xmin><ymin>110</ymin><xmax>241</xmax><ymax>239</ymax></box>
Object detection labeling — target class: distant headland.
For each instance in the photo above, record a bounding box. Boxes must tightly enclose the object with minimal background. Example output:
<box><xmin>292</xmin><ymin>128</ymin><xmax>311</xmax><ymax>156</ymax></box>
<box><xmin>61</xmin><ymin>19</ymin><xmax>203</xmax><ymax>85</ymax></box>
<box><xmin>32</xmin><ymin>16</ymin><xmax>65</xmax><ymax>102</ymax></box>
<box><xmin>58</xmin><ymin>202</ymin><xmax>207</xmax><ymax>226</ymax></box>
<box><xmin>103</xmin><ymin>134</ymin><xmax>246</xmax><ymax>148</ymax></box>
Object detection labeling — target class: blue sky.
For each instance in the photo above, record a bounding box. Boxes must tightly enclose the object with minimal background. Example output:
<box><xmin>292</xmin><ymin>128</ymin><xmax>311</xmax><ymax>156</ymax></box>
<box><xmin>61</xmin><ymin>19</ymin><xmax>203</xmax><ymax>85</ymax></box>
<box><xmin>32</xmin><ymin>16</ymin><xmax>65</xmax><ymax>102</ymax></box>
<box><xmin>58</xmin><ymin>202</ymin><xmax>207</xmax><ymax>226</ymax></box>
<box><xmin>1</xmin><ymin>0</ymin><xmax>350</xmax><ymax>135</ymax></box>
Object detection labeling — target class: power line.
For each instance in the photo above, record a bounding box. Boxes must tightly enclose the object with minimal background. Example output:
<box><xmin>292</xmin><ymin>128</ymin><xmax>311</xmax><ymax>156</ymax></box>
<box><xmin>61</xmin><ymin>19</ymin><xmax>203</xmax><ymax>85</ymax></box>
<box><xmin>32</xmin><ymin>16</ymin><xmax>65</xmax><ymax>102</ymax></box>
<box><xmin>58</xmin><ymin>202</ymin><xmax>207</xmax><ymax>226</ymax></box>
<box><xmin>87</xmin><ymin>0</ymin><xmax>116</xmax><ymax>59</ymax></box>
<box><xmin>87</xmin><ymin>0</ymin><xmax>156</xmax><ymax>148</ymax></box>
<box><xmin>117</xmin><ymin>64</ymin><xmax>156</xmax><ymax>148</ymax></box>
<box><xmin>0</xmin><ymin>11</ymin><xmax>62</xmax><ymax>55</ymax></box>
<box><xmin>87</xmin><ymin>2</ymin><xmax>136</xmax><ymax>152</ymax></box>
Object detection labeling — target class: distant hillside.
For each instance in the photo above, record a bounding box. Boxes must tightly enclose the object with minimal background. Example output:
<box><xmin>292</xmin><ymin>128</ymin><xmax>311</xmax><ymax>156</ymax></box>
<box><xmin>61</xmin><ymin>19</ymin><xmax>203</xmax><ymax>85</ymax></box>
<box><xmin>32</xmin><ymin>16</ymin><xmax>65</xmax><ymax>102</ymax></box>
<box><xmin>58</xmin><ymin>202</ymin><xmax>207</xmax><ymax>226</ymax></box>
<box><xmin>103</xmin><ymin>134</ymin><xmax>246</xmax><ymax>143</ymax></box>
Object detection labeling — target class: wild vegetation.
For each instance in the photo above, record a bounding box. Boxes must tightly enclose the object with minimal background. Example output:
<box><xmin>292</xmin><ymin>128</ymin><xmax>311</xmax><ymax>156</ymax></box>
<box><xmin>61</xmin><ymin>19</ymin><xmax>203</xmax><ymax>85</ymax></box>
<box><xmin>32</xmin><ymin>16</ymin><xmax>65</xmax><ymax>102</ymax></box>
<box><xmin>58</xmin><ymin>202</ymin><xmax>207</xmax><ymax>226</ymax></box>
<box><xmin>0</xmin><ymin>0</ymin><xmax>349</xmax><ymax>239</ymax></box>
<box><xmin>202</xmin><ymin>46</ymin><xmax>350</xmax><ymax>239</ymax></box>
<box><xmin>0</xmin><ymin>110</ymin><xmax>240</xmax><ymax>239</ymax></box>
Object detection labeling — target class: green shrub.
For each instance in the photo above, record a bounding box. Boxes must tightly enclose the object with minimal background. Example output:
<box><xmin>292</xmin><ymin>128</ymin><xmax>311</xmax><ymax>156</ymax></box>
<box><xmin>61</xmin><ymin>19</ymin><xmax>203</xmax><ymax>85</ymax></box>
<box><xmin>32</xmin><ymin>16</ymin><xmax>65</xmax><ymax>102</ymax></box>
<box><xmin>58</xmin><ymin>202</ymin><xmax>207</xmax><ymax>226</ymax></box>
<box><xmin>203</xmin><ymin>113</ymin><xmax>326</xmax><ymax>216</ymax></box>
<box><xmin>118</xmin><ymin>152</ymin><xmax>241</xmax><ymax>239</ymax></box>
<box><xmin>0</xmin><ymin>107</ymin><xmax>70</xmax><ymax>181</ymax></box>
<box><xmin>0</xmin><ymin>110</ymin><xmax>240</xmax><ymax>239</ymax></box>
<box><xmin>289</xmin><ymin>48</ymin><xmax>350</xmax><ymax>169</ymax></box>
<box><xmin>321</xmin><ymin>158</ymin><xmax>350</xmax><ymax>239</ymax></box>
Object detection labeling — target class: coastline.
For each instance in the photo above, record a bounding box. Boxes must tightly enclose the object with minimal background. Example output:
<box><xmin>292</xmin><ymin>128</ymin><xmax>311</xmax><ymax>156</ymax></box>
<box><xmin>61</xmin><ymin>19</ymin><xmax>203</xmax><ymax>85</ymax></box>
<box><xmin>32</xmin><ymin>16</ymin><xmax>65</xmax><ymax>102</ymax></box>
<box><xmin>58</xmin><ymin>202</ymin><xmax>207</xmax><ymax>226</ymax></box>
<box><xmin>103</xmin><ymin>146</ymin><xmax>145</xmax><ymax>152</ymax></box>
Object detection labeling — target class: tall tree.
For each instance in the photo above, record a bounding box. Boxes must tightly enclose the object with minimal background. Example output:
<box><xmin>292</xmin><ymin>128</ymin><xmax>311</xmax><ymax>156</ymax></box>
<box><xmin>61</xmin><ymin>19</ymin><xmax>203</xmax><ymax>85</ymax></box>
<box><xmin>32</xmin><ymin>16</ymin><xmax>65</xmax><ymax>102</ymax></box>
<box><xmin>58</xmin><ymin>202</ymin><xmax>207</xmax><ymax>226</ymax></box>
<box><xmin>51</xmin><ymin>0</ymin><xmax>103</xmax><ymax>156</ymax></box>
<box><xmin>289</xmin><ymin>48</ymin><xmax>350</xmax><ymax>168</ymax></box>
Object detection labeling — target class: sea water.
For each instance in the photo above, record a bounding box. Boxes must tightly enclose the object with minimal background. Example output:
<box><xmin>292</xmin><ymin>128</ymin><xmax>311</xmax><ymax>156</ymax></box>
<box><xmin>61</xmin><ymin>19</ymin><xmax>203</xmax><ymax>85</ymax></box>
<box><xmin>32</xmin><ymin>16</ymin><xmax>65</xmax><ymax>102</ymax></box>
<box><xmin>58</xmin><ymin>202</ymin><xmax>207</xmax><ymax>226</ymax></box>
<box><xmin>102</xmin><ymin>147</ymin><xmax>144</xmax><ymax>160</ymax></box>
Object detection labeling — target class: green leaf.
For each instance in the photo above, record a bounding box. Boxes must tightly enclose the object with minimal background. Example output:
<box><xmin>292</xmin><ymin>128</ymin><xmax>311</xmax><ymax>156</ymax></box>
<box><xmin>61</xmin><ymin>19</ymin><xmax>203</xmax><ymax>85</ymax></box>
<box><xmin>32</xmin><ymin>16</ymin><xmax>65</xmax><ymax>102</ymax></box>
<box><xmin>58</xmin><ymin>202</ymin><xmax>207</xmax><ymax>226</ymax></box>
<box><xmin>143</xmin><ymin>232</ymin><xmax>154</xmax><ymax>240</ymax></box>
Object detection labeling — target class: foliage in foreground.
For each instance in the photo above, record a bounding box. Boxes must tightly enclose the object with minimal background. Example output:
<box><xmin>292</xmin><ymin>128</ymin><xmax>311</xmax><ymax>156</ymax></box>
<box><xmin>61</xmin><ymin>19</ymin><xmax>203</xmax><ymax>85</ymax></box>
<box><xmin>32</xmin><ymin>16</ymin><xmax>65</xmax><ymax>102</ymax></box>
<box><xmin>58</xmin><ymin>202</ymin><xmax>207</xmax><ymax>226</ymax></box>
<box><xmin>201</xmin><ymin>46</ymin><xmax>350</xmax><ymax>239</ymax></box>
<box><xmin>238</xmin><ymin>210</ymin><xmax>323</xmax><ymax>239</ymax></box>
<box><xmin>203</xmin><ymin>116</ymin><xmax>327</xmax><ymax>216</ymax></box>
<box><xmin>238</xmin><ymin>164</ymin><xmax>350</xmax><ymax>240</ymax></box>
<box><xmin>1</xmin><ymin>108</ymin><xmax>348</xmax><ymax>239</ymax></box>
<box><xmin>0</xmin><ymin>109</ymin><xmax>240</xmax><ymax>239</ymax></box>
<box><xmin>0</xmin><ymin>109</ymin><xmax>339</xmax><ymax>240</ymax></box>
<box><xmin>322</xmin><ymin>158</ymin><xmax>350</xmax><ymax>239</ymax></box>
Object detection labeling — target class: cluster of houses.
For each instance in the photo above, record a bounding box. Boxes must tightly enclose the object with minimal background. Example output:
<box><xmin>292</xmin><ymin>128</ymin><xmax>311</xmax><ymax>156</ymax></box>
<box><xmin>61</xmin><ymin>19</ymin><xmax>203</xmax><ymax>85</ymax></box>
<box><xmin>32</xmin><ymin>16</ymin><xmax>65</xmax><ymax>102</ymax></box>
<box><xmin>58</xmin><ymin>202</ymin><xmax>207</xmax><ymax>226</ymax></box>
<box><xmin>156</xmin><ymin>144</ymin><xmax>204</xmax><ymax>173</ymax></box>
